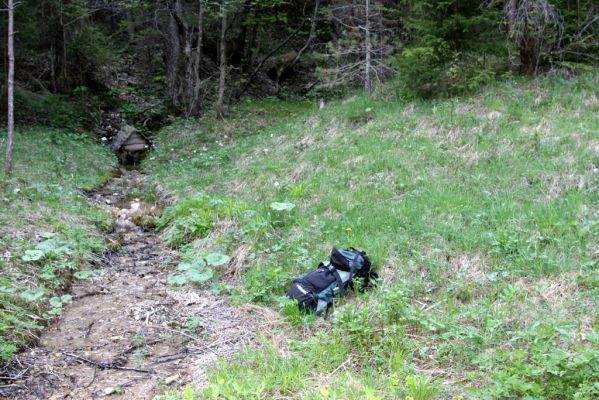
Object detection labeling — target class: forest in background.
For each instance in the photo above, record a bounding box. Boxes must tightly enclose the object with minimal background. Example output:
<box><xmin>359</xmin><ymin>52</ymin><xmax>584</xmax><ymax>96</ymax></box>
<box><xmin>0</xmin><ymin>0</ymin><xmax>597</xmax><ymax>132</ymax></box>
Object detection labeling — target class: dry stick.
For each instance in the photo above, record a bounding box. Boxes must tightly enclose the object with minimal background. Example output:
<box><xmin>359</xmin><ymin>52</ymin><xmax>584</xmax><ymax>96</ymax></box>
<box><xmin>326</xmin><ymin>355</ymin><xmax>353</xmax><ymax>379</ymax></box>
<box><xmin>121</xmin><ymin>339</ymin><xmax>163</xmax><ymax>355</ymax></box>
<box><xmin>61</xmin><ymin>352</ymin><xmax>155</xmax><ymax>374</ymax></box>
<box><xmin>149</xmin><ymin>326</ymin><xmax>218</xmax><ymax>355</ymax></box>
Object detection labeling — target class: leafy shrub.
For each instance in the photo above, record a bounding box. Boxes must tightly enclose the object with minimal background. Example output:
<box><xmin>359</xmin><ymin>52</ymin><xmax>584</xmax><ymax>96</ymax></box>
<box><xmin>394</xmin><ymin>39</ymin><xmax>498</xmax><ymax>99</ymax></box>
<box><xmin>393</xmin><ymin>38</ymin><xmax>452</xmax><ymax>99</ymax></box>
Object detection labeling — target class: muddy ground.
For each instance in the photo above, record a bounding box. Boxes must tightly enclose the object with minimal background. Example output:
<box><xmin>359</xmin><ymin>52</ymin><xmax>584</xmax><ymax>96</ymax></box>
<box><xmin>1</xmin><ymin>170</ymin><xmax>260</xmax><ymax>399</ymax></box>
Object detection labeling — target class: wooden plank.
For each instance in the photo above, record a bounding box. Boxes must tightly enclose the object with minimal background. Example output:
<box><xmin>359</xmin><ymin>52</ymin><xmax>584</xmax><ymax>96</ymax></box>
<box><xmin>124</xmin><ymin>138</ymin><xmax>148</xmax><ymax>146</ymax></box>
<box><xmin>122</xmin><ymin>143</ymin><xmax>148</xmax><ymax>151</ymax></box>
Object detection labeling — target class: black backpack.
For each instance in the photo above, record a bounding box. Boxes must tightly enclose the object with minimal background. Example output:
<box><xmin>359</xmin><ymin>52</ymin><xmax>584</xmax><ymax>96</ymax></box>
<box><xmin>286</xmin><ymin>247</ymin><xmax>378</xmax><ymax>315</ymax></box>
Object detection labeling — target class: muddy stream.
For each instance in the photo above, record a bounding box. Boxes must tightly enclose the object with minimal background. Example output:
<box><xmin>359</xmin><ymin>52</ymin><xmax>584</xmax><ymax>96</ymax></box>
<box><xmin>2</xmin><ymin>169</ymin><xmax>258</xmax><ymax>399</ymax></box>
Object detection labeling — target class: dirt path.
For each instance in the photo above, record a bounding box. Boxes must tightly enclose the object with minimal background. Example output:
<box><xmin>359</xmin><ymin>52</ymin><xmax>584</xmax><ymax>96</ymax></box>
<box><xmin>3</xmin><ymin>170</ymin><xmax>257</xmax><ymax>399</ymax></box>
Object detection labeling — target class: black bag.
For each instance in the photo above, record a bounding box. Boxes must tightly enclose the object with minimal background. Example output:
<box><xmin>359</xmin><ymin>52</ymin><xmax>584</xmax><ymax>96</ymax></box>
<box><xmin>286</xmin><ymin>247</ymin><xmax>378</xmax><ymax>314</ymax></box>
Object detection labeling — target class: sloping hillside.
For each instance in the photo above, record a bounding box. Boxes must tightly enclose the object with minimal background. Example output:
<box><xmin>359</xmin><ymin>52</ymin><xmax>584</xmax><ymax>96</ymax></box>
<box><xmin>148</xmin><ymin>73</ymin><xmax>599</xmax><ymax>399</ymax></box>
<box><xmin>0</xmin><ymin>128</ymin><xmax>116</xmax><ymax>360</ymax></box>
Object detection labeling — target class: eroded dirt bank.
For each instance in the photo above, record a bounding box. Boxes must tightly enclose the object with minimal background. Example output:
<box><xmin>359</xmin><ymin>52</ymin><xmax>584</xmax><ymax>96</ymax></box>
<box><xmin>2</xmin><ymin>170</ymin><xmax>257</xmax><ymax>399</ymax></box>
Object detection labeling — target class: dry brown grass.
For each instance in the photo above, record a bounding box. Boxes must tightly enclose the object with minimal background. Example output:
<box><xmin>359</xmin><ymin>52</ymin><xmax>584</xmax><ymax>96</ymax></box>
<box><xmin>223</xmin><ymin>243</ymin><xmax>251</xmax><ymax>279</ymax></box>
<box><xmin>448</xmin><ymin>252</ymin><xmax>489</xmax><ymax>283</ymax></box>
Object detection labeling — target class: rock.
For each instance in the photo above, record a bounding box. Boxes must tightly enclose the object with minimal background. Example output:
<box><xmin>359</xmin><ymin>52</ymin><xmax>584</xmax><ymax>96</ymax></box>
<box><xmin>164</xmin><ymin>374</ymin><xmax>179</xmax><ymax>385</ymax></box>
<box><xmin>104</xmin><ymin>387</ymin><xmax>116</xmax><ymax>396</ymax></box>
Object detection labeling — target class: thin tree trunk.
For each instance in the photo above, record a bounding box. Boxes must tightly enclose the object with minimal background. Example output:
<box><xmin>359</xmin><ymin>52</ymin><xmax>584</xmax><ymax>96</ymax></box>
<box><xmin>216</xmin><ymin>1</ymin><xmax>227</xmax><ymax>118</ymax></box>
<box><xmin>364</xmin><ymin>0</ymin><xmax>372</xmax><ymax>95</ymax></box>
<box><xmin>125</xmin><ymin>8</ymin><xmax>135</xmax><ymax>40</ymax></box>
<box><xmin>186</xmin><ymin>1</ymin><xmax>204</xmax><ymax>117</ymax></box>
<box><xmin>61</xmin><ymin>0</ymin><xmax>67</xmax><ymax>84</ymax></box>
<box><xmin>164</xmin><ymin>7</ymin><xmax>181</xmax><ymax>105</ymax></box>
<box><xmin>5</xmin><ymin>0</ymin><xmax>15</xmax><ymax>176</ymax></box>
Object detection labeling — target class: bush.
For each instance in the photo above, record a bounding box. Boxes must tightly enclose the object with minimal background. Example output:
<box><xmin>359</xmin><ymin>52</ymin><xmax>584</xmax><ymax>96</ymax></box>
<box><xmin>393</xmin><ymin>39</ymin><xmax>499</xmax><ymax>99</ymax></box>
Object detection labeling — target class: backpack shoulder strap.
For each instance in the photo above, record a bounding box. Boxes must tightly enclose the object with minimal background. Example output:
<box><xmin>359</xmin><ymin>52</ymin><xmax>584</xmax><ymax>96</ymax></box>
<box><xmin>326</xmin><ymin>263</ymin><xmax>344</xmax><ymax>291</ymax></box>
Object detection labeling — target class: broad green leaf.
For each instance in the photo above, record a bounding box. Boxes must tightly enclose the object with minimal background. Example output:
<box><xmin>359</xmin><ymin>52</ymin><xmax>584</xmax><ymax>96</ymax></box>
<box><xmin>40</xmin><ymin>232</ymin><xmax>56</xmax><ymax>239</ymax></box>
<box><xmin>0</xmin><ymin>286</ymin><xmax>16</xmax><ymax>295</ymax></box>
<box><xmin>270</xmin><ymin>201</ymin><xmax>295</xmax><ymax>211</ymax></box>
<box><xmin>61</xmin><ymin>295</ymin><xmax>72</xmax><ymax>303</ymax></box>
<box><xmin>49</xmin><ymin>296</ymin><xmax>63</xmax><ymax>307</ymax></box>
<box><xmin>177</xmin><ymin>262</ymin><xmax>194</xmax><ymax>271</ymax></box>
<box><xmin>185</xmin><ymin>268</ymin><xmax>213</xmax><ymax>283</ymax></box>
<box><xmin>167</xmin><ymin>274</ymin><xmax>187</xmax><ymax>285</ymax></box>
<box><xmin>20</xmin><ymin>288</ymin><xmax>45</xmax><ymax>302</ymax></box>
<box><xmin>22</xmin><ymin>250</ymin><xmax>44</xmax><ymax>262</ymax></box>
<box><xmin>204</xmin><ymin>253</ymin><xmax>230</xmax><ymax>266</ymax></box>
<box><xmin>177</xmin><ymin>259</ymin><xmax>206</xmax><ymax>271</ymax></box>
<box><xmin>35</xmin><ymin>239</ymin><xmax>72</xmax><ymax>256</ymax></box>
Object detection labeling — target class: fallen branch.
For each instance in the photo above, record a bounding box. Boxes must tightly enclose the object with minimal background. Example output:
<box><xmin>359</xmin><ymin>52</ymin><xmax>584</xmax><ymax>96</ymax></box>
<box><xmin>61</xmin><ymin>352</ymin><xmax>154</xmax><ymax>374</ymax></box>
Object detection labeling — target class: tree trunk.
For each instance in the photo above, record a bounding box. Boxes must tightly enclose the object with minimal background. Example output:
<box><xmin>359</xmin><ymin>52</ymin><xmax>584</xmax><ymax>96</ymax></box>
<box><xmin>125</xmin><ymin>7</ymin><xmax>135</xmax><ymax>40</ymax></box>
<box><xmin>216</xmin><ymin>1</ymin><xmax>227</xmax><ymax>119</ymax></box>
<box><xmin>164</xmin><ymin>1</ymin><xmax>182</xmax><ymax>106</ymax></box>
<box><xmin>519</xmin><ymin>38</ymin><xmax>537</xmax><ymax>76</ymax></box>
<box><xmin>5</xmin><ymin>0</ymin><xmax>15</xmax><ymax>176</ymax></box>
<box><xmin>60</xmin><ymin>0</ymin><xmax>68</xmax><ymax>86</ymax></box>
<box><xmin>364</xmin><ymin>0</ymin><xmax>372</xmax><ymax>95</ymax></box>
<box><xmin>186</xmin><ymin>1</ymin><xmax>204</xmax><ymax>117</ymax></box>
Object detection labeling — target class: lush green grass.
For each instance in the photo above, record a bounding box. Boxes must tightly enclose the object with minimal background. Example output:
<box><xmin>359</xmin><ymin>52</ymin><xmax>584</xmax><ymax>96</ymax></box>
<box><xmin>150</xmin><ymin>73</ymin><xmax>599</xmax><ymax>399</ymax></box>
<box><xmin>0</xmin><ymin>127</ymin><xmax>116</xmax><ymax>360</ymax></box>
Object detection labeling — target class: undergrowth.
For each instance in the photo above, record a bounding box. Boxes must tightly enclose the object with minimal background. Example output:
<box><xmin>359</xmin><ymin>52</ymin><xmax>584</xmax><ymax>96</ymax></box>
<box><xmin>149</xmin><ymin>72</ymin><xmax>599</xmax><ymax>398</ymax></box>
<box><xmin>0</xmin><ymin>127</ymin><xmax>116</xmax><ymax>360</ymax></box>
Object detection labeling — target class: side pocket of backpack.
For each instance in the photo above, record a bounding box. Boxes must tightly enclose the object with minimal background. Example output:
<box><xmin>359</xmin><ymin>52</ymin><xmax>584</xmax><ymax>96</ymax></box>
<box><xmin>286</xmin><ymin>280</ymin><xmax>317</xmax><ymax>311</ymax></box>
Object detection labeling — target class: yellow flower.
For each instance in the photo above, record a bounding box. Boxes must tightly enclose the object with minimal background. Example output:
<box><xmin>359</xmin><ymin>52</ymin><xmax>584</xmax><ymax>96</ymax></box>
<box><xmin>345</xmin><ymin>227</ymin><xmax>352</xmax><ymax>232</ymax></box>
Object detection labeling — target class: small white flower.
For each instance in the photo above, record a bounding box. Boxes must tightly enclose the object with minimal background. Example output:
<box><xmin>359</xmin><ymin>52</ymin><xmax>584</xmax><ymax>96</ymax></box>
<box><xmin>274</xmin><ymin>181</ymin><xmax>279</xmax><ymax>187</ymax></box>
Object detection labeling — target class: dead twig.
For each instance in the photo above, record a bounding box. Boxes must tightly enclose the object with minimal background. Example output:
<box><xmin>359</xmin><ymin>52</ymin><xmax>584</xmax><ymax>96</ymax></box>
<box><xmin>326</xmin><ymin>355</ymin><xmax>353</xmax><ymax>379</ymax></box>
<box><xmin>149</xmin><ymin>326</ymin><xmax>218</xmax><ymax>355</ymax></box>
<box><xmin>121</xmin><ymin>339</ymin><xmax>163</xmax><ymax>355</ymax></box>
<box><xmin>61</xmin><ymin>352</ymin><xmax>155</xmax><ymax>374</ymax></box>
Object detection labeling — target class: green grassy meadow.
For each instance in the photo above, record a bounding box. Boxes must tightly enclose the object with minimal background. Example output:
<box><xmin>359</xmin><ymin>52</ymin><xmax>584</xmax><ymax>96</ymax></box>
<box><xmin>0</xmin><ymin>128</ymin><xmax>116</xmax><ymax>360</ymax></box>
<box><xmin>148</xmin><ymin>72</ymin><xmax>599</xmax><ymax>399</ymax></box>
